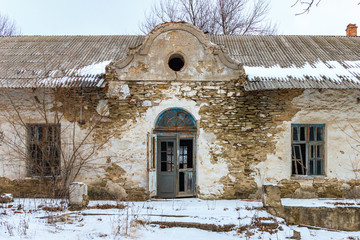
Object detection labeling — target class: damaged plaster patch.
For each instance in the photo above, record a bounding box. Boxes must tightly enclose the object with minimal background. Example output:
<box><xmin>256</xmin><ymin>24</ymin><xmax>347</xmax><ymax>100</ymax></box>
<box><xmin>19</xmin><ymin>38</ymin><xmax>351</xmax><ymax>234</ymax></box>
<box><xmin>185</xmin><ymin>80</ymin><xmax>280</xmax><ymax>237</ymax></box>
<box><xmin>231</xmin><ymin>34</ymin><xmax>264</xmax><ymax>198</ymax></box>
<box><xmin>142</xmin><ymin>100</ymin><xmax>152</xmax><ymax>107</ymax></box>
<box><xmin>96</xmin><ymin>100</ymin><xmax>109</xmax><ymax>116</ymax></box>
<box><xmin>197</xmin><ymin>129</ymin><xmax>229</xmax><ymax>198</ymax></box>
<box><xmin>107</xmin><ymin>82</ymin><xmax>130</xmax><ymax>100</ymax></box>
<box><xmin>120</xmin><ymin>84</ymin><xmax>130</xmax><ymax>99</ymax></box>
<box><xmin>128</xmin><ymin>62</ymin><xmax>149</xmax><ymax>73</ymax></box>
<box><xmin>252</xmin><ymin>121</ymin><xmax>291</xmax><ymax>187</ymax></box>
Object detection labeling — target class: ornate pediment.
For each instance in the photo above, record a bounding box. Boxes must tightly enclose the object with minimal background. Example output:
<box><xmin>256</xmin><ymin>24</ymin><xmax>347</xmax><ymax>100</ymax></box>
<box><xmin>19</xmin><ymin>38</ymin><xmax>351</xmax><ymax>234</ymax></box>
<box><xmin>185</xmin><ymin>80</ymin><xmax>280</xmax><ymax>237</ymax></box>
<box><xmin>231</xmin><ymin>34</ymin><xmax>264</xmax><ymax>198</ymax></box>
<box><xmin>108</xmin><ymin>22</ymin><xmax>243</xmax><ymax>81</ymax></box>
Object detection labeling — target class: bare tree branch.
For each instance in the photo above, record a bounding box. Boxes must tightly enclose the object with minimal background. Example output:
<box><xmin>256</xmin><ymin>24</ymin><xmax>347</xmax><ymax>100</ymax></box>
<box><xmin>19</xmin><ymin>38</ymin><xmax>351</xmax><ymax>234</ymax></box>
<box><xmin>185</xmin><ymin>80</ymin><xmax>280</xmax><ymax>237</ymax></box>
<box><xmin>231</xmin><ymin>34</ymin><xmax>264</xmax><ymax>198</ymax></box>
<box><xmin>0</xmin><ymin>88</ymin><xmax>112</xmax><ymax>198</ymax></box>
<box><xmin>0</xmin><ymin>12</ymin><xmax>21</xmax><ymax>36</ymax></box>
<box><xmin>140</xmin><ymin>0</ymin><xmax>277</xmax><ymax>35</ymax></box>
<box><xmin>292</xmin><ymin>0</ymin><xmax>360</xmax><ymax>15</ymax></box>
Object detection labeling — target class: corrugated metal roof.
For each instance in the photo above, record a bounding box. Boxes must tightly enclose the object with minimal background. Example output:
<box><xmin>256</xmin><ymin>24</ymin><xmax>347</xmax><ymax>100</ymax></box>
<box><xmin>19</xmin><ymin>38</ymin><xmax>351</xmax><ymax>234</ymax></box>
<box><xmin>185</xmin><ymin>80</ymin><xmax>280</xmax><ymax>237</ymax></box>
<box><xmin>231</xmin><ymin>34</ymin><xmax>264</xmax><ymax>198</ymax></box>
<box><xmin>210</xmin><ymin>35</ymin><xmax>360</xmax><ymax>90</ymax></box>
<box><xmin>0</xmin><ymin>35</ymin><xmax>144</xmax><ymax>88</ymax></box>
<box><xmin>0</xmin><ymin>34</ymin><xmax>360</xmax><ymax>90</ymax></box>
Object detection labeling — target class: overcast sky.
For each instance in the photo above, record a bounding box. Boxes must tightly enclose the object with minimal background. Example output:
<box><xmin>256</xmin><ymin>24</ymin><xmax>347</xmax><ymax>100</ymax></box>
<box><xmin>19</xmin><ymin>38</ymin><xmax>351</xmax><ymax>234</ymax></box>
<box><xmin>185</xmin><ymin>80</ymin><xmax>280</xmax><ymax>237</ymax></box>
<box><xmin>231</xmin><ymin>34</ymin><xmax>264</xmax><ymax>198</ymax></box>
<box><xmin>0</xmin><ymin>0</ymin><xmax>359</xmax><ymax>36</ymax></box>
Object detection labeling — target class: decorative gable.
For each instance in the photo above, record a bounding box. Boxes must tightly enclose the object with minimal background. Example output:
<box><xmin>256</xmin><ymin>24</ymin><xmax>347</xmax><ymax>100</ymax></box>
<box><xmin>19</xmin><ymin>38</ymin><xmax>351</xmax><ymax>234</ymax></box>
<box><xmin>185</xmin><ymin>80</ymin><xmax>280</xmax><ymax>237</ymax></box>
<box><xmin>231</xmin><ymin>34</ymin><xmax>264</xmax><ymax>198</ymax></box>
<box><xmin>108</xmin><ymin>22</ymin><xmax>244</xmax><ymax>81</ymax></box>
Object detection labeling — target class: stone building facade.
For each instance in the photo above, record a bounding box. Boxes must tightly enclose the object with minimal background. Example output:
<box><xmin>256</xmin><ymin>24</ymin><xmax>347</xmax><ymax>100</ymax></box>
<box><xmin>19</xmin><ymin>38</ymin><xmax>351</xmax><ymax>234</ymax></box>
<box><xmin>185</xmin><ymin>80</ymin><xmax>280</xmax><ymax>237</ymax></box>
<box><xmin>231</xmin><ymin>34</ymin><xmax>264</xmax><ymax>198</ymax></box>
<box><xmin>0</xmin><ymin>22</ymin><xmax>359</xmax><ymax>199</ymax></box>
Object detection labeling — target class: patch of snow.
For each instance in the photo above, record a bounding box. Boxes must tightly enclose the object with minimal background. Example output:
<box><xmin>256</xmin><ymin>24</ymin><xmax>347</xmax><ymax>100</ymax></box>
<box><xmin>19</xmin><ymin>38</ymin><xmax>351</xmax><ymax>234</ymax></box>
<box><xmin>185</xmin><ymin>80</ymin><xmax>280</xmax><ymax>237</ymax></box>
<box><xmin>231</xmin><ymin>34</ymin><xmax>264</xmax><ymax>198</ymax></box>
<box><xmin>0</xmin><ymin>198</ymin><xmax>359</xmax><ymax>239</ymax></box>
<box><xmin>244</xmin><ymin>60</ymin><xmax>360</xmax><ymax>83</ymax></box>
<box><xmin>76</xmin><ymin>60</ymin><xmax>112</xmax><ymax>76</ymax></box>
<box><xmin>282</xmin><ymin>198</ymin><xmax>360</xmax><ymax>208</ymax></box>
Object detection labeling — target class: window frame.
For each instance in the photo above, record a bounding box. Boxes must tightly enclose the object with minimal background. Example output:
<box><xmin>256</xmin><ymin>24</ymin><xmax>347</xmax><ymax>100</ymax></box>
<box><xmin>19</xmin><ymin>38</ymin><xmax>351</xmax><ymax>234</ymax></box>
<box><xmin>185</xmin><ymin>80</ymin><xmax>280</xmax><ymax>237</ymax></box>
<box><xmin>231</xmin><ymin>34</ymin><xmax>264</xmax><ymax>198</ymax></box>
<box><xmin>291</xmin><ymin>124</ymin><xmax>325</xmax><ymax>176</ymax></box>
<box><xmin>27</xmin><ymin>123</ymin><xmax>61</xmax><ymax>177</ymax></box>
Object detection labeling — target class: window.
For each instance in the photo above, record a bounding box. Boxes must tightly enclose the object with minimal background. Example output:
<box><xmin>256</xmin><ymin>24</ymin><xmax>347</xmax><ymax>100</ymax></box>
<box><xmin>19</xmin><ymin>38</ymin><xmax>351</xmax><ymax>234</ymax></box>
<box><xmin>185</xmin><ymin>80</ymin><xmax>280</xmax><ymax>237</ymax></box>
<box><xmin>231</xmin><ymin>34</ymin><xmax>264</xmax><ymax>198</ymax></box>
<box><xmin>291</xmin><ymin>124</ymin><xmax>324</xmax><ymax>176</ymax></box>
<box><xmin>155</xmin><ymin>108</ymin><xmax>196</xmax><ymax>133</ymax></box>
<box><xmin>28</xmin><ymin>124</ymin><xmax>60</xmax><ymax>176</ymax></box>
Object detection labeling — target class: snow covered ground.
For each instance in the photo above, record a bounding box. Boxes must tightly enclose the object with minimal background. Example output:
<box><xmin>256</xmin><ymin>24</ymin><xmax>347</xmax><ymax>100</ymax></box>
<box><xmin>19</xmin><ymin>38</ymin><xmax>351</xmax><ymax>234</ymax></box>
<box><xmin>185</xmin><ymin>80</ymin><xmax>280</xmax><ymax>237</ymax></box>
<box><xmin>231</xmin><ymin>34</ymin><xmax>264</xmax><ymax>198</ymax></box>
<box><xmin>0</xmin><ymin>198</ymin><xmax>359</xmax><ymax>240</ymax></box>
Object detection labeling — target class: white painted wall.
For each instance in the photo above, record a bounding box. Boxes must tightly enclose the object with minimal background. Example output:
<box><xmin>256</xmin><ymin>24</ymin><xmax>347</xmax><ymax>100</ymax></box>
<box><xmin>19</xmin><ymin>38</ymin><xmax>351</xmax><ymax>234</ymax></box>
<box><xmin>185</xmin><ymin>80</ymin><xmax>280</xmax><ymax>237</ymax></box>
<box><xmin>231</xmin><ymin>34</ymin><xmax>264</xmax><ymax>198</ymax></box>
<box><xmin>255</xmin><ymin>89</ymin><xmax>360</xmax><ymax>187</ymax></box>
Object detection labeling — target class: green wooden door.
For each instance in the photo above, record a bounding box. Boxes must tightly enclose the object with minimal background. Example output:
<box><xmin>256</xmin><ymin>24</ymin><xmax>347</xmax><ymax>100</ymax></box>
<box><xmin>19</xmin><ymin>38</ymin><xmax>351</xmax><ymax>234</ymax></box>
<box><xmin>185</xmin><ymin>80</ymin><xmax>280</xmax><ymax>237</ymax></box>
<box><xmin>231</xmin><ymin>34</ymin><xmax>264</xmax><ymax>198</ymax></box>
<box><xmin>157</xmin><ymin>138</ymin><xmax>177</xmax><ymax>198</ymax></box>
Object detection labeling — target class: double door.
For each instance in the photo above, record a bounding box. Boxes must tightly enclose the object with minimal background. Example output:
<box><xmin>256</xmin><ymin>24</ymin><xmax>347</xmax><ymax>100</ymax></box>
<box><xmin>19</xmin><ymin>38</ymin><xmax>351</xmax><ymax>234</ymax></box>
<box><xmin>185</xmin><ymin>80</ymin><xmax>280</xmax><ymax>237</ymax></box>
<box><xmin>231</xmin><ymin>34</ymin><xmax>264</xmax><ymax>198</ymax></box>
<box><xmin>157</xmin><ymin>136</ymin><xmax>195</xmax><ymax>198</ymax></box>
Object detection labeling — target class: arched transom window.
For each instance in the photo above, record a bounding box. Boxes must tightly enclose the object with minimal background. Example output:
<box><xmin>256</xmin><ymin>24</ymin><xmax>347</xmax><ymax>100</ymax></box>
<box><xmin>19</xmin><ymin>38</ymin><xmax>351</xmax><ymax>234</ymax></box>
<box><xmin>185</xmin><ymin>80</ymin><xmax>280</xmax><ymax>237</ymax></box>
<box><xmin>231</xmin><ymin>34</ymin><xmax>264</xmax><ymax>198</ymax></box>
<box><xmin>155</xmin><ymin>108</ymin><xmax>197</xmax><ymax>133</ymax></box>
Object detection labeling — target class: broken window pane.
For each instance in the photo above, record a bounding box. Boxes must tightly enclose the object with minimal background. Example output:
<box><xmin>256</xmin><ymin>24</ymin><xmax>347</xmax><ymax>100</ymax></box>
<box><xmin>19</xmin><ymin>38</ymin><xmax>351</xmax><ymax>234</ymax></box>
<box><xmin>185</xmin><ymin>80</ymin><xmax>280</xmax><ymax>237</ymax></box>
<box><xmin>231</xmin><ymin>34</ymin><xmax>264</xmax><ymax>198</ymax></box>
<box><xmin>292</xmin><ymin>124</ymin><xmax>324</xmax><ymax>176</ymax></box>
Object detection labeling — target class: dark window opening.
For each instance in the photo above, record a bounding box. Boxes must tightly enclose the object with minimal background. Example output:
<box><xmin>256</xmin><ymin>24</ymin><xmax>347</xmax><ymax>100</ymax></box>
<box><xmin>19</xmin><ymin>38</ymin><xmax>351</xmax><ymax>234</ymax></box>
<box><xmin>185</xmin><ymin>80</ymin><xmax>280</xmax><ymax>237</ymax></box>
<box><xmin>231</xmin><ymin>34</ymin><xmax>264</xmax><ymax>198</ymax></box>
<box><xmin>292</xmin><ymin>124</ymin><xmax>324</xmax><ymax>176</ymax></box>
<box><xmin>28</xmin><ymin>124</ymin><xmax>60</xmax><ymax>176</ymax></box>
<box><xmin>178</xmin><ymin>139</ymin><xmax>193</xmax><ymax>193</ymax></box>
<box><xmin>179</xmin><ymin>172</ymin><xmax>185</xmax><ymax>192</ymax></box>
<box><xmin>179</xmin><ymin>140</ymin><xmax>193</xmax><ymax>169</ymax></box>
<box><xmin>168</xmin><ymin>54</ymin><xmax>185</xmax><ymax>71</ymax></box>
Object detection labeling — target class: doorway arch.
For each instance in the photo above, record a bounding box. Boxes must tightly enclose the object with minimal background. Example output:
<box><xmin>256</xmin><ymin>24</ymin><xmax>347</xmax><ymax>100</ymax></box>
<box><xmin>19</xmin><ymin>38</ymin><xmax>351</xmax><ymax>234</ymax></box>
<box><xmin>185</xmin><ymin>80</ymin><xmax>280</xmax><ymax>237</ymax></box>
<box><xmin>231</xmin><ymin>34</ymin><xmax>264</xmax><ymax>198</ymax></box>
<box><xmin>154</xmin><ymin>108</ymin><xmax>197</xmax><ymax>198</ymax></box>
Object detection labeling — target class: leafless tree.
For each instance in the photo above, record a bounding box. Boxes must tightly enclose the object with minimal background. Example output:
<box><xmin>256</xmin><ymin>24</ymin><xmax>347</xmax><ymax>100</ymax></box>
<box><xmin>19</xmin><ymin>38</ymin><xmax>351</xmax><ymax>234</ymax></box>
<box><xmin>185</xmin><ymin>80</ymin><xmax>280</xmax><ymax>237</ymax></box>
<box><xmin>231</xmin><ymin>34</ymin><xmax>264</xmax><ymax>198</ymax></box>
<box><xmin>0</xmin><ymin>88</ymin><xmax>111</xmax><ymax>198</ymax></box>
<box><xmin>0</xmin><ymin>12</ymin><xmax>21</xmax><ymax>36</ymax></box>
<box><xmin>292</xmin><ymin>0</ymin><xmax>360</xmax><ymax>15</ymax></box>
<box><xmin>140</xmin><ymin>0</ymin><xmax>277</xmax><ymax>35</ymax></box>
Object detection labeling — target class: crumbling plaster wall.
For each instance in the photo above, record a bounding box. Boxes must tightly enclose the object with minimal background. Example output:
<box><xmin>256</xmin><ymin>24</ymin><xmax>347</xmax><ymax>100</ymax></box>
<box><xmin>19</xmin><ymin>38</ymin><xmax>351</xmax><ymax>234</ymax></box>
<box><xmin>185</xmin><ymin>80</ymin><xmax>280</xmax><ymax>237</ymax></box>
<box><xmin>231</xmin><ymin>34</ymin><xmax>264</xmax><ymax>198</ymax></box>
<box><xmin>258</xmin><ymin>89</ymin><xmax>360</xmax><ymax>198</ymax></box>
<box><xmin>97</xmin><ymin>23</ymin><xmax>307</xmax><ymax>199</ymax></box>
<box><xmin>0</xmin><ymin>88</ymin><xmax>105</xmax><ymax>180</ymax></box>
<box><xmin>91</xmin><ymin>77</ymin><xmax>305</xmax><ymax>199</ymax></box>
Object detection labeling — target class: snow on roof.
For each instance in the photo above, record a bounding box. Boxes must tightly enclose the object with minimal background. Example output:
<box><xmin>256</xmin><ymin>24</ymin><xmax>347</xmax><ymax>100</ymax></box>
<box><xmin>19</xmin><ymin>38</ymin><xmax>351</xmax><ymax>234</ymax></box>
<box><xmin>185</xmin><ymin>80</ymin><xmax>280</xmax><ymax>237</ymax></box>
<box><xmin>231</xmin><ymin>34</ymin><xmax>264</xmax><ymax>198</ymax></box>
<box><xmin>0</xmin><ymin>34</ymin><xmax>360</xmax><ymax>89</ymax></box>
<box><xmin>244</xmin><ymin>60</ymin><xmax>360</xmax><ymax>83</ymax></box>
<box><xmin>75</xmin><ymin>61</ymin><xmax>112</xmax><ymax>76</ymax></box>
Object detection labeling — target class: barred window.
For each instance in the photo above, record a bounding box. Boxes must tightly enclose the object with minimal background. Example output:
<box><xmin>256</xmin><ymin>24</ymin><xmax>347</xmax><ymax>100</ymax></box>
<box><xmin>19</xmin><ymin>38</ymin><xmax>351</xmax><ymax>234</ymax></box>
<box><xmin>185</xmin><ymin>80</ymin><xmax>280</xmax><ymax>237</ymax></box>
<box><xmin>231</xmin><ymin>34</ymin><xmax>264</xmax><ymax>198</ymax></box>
<box><xmin>27</xmin><ymin>124</ymin><xmax>60</xmax><ymax>176</ymax></box>
<box><xmin>292</xmin><ymin>124</ymin><xmax>324</xmax><ymax>176</ymax></box>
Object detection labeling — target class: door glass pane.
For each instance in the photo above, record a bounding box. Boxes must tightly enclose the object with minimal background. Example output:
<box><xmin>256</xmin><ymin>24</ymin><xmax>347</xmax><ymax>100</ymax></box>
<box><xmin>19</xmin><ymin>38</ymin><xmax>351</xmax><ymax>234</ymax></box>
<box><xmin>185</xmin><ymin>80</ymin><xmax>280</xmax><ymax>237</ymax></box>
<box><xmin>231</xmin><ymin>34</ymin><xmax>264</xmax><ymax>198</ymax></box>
<box><xmin>160</xmin><ymin>141</ymin><xmax>174</xmax><ymax>172</ymax></box>
<box><xmin>180</xmin><ymin>140</ymin><xmax>193</xmax><ymax>169</ymax></box>
<box><xmin>161</xmin><ymin>142</ymin><xmax>167</xmax><ymax>151</ymax></box>
<box><xmin>179</xmin><ymin>145</ymin><xmax>187</xmax><ymax>169</ymax></box>
<box><xmin>167</xmin><ymin>142</ymin><xmax>174</xmax><ymax>172</ymax></box>
<box><xmin>161</xmin><ymin>152</ymin><xmax>167</xmax><ymax>171</ymax></box>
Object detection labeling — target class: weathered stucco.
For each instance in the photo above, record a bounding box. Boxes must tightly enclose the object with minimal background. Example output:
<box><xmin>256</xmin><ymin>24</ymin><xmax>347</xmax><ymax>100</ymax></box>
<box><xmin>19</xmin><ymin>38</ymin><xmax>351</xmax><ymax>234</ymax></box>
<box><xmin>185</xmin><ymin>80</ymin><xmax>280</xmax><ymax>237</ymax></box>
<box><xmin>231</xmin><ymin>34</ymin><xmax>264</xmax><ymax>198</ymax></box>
<box><xmin>259</xmin><ymin>89</ymin><xmax>360</xmax><ymax>198</ymax></box>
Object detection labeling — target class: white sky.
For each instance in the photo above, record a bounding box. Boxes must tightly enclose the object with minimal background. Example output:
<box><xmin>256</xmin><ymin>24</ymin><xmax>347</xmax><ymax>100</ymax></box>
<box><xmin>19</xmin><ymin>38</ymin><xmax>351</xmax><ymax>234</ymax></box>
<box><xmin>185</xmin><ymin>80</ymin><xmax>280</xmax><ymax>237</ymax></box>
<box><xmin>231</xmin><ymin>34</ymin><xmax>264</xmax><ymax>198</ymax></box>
<box><xmin>0</xmin><ymin>0</ymin><xmax>359</xmax><ymax>36</ymax></box>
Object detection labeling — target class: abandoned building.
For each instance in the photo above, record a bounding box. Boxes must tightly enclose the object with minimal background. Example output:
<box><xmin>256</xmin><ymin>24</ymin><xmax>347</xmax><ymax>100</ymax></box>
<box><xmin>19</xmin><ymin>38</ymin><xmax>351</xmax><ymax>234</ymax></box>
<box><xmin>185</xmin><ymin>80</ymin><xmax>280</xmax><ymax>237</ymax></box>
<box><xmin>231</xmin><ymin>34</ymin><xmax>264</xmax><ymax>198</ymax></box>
<box><xmin>0</xmin><ymin>22</ymin><xmax>359</xmax><ymax>200</ymax></box>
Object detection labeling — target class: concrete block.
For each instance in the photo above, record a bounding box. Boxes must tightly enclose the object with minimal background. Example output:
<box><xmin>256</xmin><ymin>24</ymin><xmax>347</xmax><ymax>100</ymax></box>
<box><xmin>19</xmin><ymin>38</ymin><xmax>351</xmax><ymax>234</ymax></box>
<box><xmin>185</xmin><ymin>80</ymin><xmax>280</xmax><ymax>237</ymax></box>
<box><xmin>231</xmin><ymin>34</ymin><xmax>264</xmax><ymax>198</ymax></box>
<box><xmin>69</xmin><ymin>182</ymin><xmax>89</xmax><ymax>209</ymax></box>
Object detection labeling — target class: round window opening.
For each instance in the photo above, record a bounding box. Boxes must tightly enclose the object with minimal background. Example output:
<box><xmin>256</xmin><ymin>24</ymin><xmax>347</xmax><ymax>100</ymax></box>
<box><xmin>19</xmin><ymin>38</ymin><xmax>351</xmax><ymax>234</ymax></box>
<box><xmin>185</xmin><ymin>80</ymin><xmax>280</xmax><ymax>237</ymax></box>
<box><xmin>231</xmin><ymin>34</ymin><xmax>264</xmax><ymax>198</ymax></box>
<box><xmin>168</xmin><ymin>54</ymin><xmax>185</xmax><ymax>71</ymax></box>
